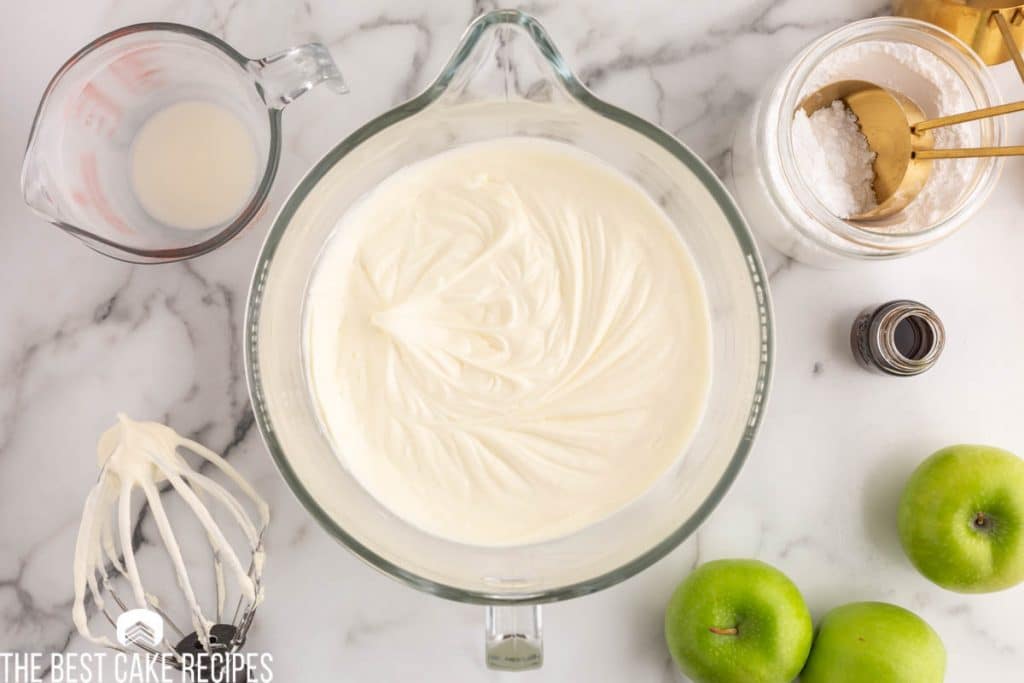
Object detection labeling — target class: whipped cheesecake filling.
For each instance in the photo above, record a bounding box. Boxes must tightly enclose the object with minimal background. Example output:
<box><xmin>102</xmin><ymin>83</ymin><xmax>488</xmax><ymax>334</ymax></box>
<box><xmin>305</xmin><ymin>138</ymin><xmax>711</xmax><ymax>546</ymax></box>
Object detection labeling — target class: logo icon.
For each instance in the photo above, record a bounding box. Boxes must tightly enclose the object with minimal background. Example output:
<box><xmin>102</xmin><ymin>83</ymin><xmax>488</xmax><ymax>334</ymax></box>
<box><xmin>116</xmin><ymin>608</ymin><xmax>164</xmax><ymax>648</ymax></box>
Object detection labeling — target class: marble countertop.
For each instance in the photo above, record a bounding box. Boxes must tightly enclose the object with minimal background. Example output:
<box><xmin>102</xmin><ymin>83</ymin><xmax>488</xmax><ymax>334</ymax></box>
<box><xmin>3</xmin><ymin>0</ymin><xmax>1024</xmax><ymax>680</ymax></box>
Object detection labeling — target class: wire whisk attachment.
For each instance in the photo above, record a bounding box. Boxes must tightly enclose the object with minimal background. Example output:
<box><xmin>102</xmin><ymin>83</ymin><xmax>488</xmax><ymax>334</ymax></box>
<box><xmin>72</xmin><ymin>415</ymin><xmax>270</xmax><ymax>680</ymax></box>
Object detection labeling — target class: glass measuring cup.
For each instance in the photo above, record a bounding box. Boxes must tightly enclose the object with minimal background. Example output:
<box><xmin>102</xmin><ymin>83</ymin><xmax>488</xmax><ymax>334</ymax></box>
<box><xmin>21</xmin><ymin>23</ymin><xmax>346</xmax><ymax>263</ymax></box>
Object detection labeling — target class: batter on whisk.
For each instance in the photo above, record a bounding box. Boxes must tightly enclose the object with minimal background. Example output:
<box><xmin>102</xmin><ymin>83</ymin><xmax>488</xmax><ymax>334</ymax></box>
<box><xmin>72</xmin><ymin>415</ymin><xmax>269</xmax><ymax>651</ymax></box>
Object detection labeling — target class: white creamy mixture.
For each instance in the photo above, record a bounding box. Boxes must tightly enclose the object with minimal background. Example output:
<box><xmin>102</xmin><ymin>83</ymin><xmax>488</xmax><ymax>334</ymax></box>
<box><xmin>305</xmin><ymin>138</ymin><xmax>711</xmax><ymax>546</ymax></box>
<box><xmin>795</xmin><ymin>40</ymin><xmax>979</xmax><ymax>232</ymax></box>
<box><xmin>73</xmin><ymin>415</ymin><xmax>269</xmax><ymax>646</ymax></box>
<box><xmin>131</xmin><ymin>100</ymin><xmax>258</xmax><ymax>231</ymax></box>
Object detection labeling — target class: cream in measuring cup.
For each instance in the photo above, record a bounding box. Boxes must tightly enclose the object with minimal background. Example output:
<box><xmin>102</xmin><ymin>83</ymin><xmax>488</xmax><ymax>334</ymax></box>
<box><xmin>22</xmin><ymin>22</ymin><xmax>346</xmax><ymax>263</ymax></box>
<box><xmin>131</xmin><ymin>100</ymin><xmax>258</xmax><ymax>231</ymax></box>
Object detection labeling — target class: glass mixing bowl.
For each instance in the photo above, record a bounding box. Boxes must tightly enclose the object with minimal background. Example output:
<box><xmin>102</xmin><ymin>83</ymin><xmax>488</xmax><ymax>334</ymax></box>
<box><xmin>244</xmin><ymin>9</ymin><xmax>773</xmax><ymax>670</ymax></box>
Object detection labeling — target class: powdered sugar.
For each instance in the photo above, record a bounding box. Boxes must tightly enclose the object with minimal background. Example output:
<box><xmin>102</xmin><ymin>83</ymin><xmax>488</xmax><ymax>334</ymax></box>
<box><xmin>792</xmin><ymin>101</ymin><xmax>877</xmax><ymax>218</ymax></box>
<box><xmin>793</xmin><ymin>40</ymin><xmax>979</xmax><ymax>232</ymax></box>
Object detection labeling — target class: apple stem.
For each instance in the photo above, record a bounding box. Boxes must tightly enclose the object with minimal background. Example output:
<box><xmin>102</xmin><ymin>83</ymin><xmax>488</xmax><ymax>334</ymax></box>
<box><xmin>974</xmin><ymin>512</ymin><xmax>990</xmax><ymax>530</ymax></box>
<box><xmin>708</xmin><ymin>627</ymin><xmax>739</xmax><ymax>636</ymax></box>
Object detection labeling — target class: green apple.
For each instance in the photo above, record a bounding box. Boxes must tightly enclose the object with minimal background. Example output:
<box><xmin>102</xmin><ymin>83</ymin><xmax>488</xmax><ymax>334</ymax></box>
<box><xmin>664</xmin><ymin>559</ymin><xmax>812</xmax><ymax>683</ymax></box>
<box><xmin>898</xmin><ymin>444</ymin><xmax>1024</xmax><ymax>593</ymax></box>
<box><xmin>801</xmin><ymin>602</ymin><xmax>945</xmax><ymax>683</ymax></box>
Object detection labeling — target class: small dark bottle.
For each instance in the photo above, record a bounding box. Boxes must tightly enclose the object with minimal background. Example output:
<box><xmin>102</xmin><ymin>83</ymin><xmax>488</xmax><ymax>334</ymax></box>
<box><xmin>850</xmin><ymin>300</ymin><xmax>945</xmax><ymax>376</ymax></box>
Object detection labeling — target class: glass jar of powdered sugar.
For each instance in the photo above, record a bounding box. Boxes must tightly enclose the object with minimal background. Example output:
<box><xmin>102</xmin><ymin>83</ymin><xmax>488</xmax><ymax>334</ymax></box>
<box><xmin>731</xmin><ymin>17</ymin><xmax>1005</xmax><ymax>266</ymax></box>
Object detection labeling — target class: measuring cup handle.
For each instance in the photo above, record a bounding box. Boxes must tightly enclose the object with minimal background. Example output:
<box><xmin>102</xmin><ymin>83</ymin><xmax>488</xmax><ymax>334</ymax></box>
<box><xmin>990</xmin><ymin>10</ymin><xmax>1024</xmax><ymax>85</ymax></box>
<box><xmin>249</xmin><ymin>43</ymin><xmax>347</xmax><ymax>109</ymax></box>
<box><xmin>485</xmin><ymin>604</ymin><xmax>543</xmax><ymax>671</ymax></box>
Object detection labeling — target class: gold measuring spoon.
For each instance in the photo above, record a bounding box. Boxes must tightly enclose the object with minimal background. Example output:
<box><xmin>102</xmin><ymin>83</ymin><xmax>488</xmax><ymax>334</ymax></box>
<box><xmin>799</xmin><ymin>80</ymin><xmax>1024</xmax><ymax>221</ymax></box>
<box><xmin>989</xmin><ymin>5</ymin><xmax>1024</xmax><ymax>82</ymax></box>
<box><xmin>894</xmin><ymin>1</ymin><xmax>1024</xmax><ymax>79</ymax></box>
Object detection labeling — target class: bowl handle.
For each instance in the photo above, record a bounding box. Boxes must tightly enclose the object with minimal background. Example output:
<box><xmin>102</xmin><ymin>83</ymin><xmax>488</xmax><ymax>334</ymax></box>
<box><xmin>485</xmin><ymin>604</ymin><xmax>543</xmax><ymax>671</ymax></box>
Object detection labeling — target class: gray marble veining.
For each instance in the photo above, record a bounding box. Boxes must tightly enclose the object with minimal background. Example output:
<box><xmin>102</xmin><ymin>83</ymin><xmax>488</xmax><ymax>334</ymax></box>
<box><xmin>2</xmin><ymin>1</ymin><xmax>1024</xmax><ymax>680</ymax></box>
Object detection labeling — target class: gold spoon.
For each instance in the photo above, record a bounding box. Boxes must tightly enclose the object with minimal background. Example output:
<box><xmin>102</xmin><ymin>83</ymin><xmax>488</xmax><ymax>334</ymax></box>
<box><xmin>798</xmin><ymin>80</ymin><xmax>1024</xmax><ymax>221</ymax></box>
<box><xmin>894</xmin><ymin>1</ymin><xmax>1024</xmax><ymax>79</ymax></box>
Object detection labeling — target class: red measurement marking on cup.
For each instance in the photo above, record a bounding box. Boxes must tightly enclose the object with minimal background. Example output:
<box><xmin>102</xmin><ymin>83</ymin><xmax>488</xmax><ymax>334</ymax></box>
<box><xmin>77</xmin><ymin>152</ymin><xmax>132</xmax><ymax>235</ymax></box>
<box><xmin>66</xmin><ymin>83</ymin><xmax>121</xmax><ymax>138</ymax></box>
<box><xmin>110</xmin><ymin>47</ymin><xmax>165</xmax><ymax>93</ymax></box>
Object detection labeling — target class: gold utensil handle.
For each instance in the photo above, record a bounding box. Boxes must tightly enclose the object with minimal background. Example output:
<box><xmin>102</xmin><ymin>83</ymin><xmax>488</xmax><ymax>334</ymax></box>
<box><xmin>915</xmin><ymin>146</ymin><xmax>1024</xmax><ymax>160</ymax></box>
<box><xmin>914</xmin><ymin>100</ymin><xmax>1024</xmax><ymax>132</ymax></box>
<box><xmin>991</xmin><ymin>10</ymin><xmax>1024</xmax><ymax>84</ymax></box>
